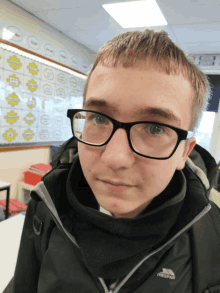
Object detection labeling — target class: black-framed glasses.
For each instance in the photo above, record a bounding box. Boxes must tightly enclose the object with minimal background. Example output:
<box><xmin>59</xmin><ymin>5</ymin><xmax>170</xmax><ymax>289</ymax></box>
<box><xmin>67</xmin><ymin>109</ymin><xmax>189</xmax><ymax>160</ymax></box>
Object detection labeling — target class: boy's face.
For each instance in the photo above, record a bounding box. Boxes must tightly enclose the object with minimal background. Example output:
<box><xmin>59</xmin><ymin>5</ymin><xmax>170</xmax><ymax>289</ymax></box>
<box><xmin>78</xmin><ymin>64</ymin><xmax>196</xmax><ymax>218</ymax></box>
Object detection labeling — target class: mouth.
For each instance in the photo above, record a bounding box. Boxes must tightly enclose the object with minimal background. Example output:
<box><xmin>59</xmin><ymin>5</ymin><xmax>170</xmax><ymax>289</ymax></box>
<box><xmin>100</xmin><ymin>180</ymin><xmax>133</xmax><ymax>192</ymax></box>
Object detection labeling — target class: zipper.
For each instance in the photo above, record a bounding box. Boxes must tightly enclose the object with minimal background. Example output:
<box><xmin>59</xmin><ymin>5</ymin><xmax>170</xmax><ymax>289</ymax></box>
<box><xmin>103</xmin><ymin>204</ymin><xmax>211</xmax><ymax>293</ymax></box>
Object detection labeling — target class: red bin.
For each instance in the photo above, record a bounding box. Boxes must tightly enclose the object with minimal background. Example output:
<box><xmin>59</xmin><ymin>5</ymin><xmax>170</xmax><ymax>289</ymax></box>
<box><xmin>24</xmin><ymin>171</ymin><xmax>42</xmax><ymax>186</ymax></box>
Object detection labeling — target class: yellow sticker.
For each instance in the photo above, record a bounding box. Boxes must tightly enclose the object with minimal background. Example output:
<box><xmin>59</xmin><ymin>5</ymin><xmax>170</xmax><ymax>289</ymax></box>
<box><xmin>7</xmin><ymin>55</ymin><xmax>22</xmax><ymax>70</ymax></box>
<box><xmin>6</xmin><ymin>92</ymin><xmax>21</xmax><ymax>107</ymax></box>
<box><xmin>3</xmin><ymin>128</ymin><xmax>17</xmax><ymax>142</ymax></box>
<box><xmin>22</xmin><ymin>129</ymin><xmax>34</xmax><ymax>141</ymax></box>
<box><xmin>27</xmin><ymin>62</ymin><xmax>39</xmax><ymax>76</ymax></box>
<box><xmin>27</xmin><ymin>97</ymin><xmax>36</xmax><ymax>109</ymax></box>
<box><xmin>24</xmin><ymin>112</ymin><xmax>36</xmax><ymax>125</ymax></box>
<box><xmin>26</xmin><ymin>79</ymin><xmax>38</xmax><ymax>92</ymax></box>
<box><xmin>6</xmin><ymin>73</ymin><xmax>21</xmax><ymax>88</ymax></box>
<box><xmin>4</xmin><ymin>110</ymin><xmax>19</xmax><ymax>125</ymax></box>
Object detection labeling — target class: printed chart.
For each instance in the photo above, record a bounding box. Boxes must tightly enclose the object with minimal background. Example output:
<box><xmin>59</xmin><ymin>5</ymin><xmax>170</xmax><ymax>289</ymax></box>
<box><xmin>0</xmin><ymin>44</ymin><xmax>86</xmax><ymax>145</ymax></box>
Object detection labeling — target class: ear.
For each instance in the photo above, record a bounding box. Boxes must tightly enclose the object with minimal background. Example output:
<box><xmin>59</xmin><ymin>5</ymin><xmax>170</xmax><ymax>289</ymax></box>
<box><xmin>176</xmin><ymin>138</ymin><xmax>197</xmax><ymax>170</ymax></box>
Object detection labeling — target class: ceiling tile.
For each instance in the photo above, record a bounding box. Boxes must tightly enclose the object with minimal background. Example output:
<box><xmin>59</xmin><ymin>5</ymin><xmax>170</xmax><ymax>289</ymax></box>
<box><xmin>181</xmin><ymin>41</ymin><xmax>220</xmax><ymax>53</ymax></box>
<box><xmin>157</xmin><ymin>0</ymin><xmax>220</xmax><ymax>24</ymax></box>
<box><xmin>34</xmin><ymin>5</ymin><xmax>118</xmax><ymax>32</ymax></box>
<box><xmin>172</xmin><ymin>24</ymin><xmax>220</xmax><ymax>44</ymax></box>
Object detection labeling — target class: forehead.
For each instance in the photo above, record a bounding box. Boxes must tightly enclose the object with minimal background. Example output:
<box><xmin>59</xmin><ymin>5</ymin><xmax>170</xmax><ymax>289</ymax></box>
<box><xmin>86</xmin><ymin>65</ymin><xmax>193</xmax><ymax>129</ymax></box>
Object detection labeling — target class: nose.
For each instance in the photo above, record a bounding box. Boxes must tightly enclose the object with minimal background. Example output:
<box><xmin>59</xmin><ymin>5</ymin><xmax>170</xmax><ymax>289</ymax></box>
<box><xmin>101</xmin><ymin>128</ymin><xmax>135</xmax><ymax>170</ymax></box>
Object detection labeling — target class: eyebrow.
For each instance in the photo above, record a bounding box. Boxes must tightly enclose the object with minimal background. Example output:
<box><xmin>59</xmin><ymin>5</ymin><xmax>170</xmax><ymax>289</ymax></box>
<box><xmin>84</xmin><ymin>98</ymin><xmax>181</xmax><ymax>127</ymax></box>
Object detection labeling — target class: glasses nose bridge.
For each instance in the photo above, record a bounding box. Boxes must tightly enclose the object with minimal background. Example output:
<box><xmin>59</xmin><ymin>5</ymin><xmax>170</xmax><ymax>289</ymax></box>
<box><xmin>113</xmin><ymin>120</ymin><xmax>132</xmax><ymax>139</ymax></box>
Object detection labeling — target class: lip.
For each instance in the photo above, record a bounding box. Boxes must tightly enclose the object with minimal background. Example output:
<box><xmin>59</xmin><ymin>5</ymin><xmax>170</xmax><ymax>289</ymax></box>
<box><xmin>100</xmin><ymin>179</ymin><xmax>132</xmax><ymax>187</ymax></box>
<box><xmin>100</xmin><ymin>180</ymin><xmax>133</xmax><ymax>192</ymax></box>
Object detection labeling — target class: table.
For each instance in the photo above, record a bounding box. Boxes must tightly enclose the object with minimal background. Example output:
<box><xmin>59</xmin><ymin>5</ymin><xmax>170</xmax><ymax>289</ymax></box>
<box><xmin>0</xmin><ymin>213</ymin><xmax>25</xmax><ymax>293</ymax></box>
<box><xmin>0</xmin><ymin>181</ymin><xmax>11</xmax><ymax>219</ymax></box>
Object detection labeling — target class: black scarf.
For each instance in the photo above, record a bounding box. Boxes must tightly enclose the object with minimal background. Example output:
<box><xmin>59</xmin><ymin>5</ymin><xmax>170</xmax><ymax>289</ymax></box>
<box><xmin>66</xmin><ymin>156</ymin><xmax>186</xmax><ymax>281</ymax></box>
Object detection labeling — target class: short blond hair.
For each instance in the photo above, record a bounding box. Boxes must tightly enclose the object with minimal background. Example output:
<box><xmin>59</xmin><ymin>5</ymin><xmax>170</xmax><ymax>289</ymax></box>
<box><xmin>83</xmin><ymin>29</ymin><xmax>212</xmax><ymax>133</ymax></box>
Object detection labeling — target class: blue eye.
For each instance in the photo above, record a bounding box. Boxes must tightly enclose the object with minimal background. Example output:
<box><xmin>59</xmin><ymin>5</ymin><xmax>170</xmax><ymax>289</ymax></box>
<box><xmin>147</xmin><ymin>124</ymin><xmax>164</xmax><ymax>135</ymax></box>
<box><xmin>87</xmin><ymin>113</ymin><xmax>109</xmax><ymax>126</ymax></box>
<box><xmin>93</xmin><ymin>115</ymin><xmax>107</xmax><ymax>125</ymax></box>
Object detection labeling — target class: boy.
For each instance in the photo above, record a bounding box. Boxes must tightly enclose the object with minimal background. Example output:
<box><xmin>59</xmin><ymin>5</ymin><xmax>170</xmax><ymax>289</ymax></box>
<box><xmin>11</xmin><ymin>29</ymin><xmax>220</xmax><ymax>293</ymax></box>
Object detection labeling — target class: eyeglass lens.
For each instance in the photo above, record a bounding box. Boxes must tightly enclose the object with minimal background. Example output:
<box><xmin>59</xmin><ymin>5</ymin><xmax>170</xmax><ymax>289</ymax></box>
<box><xmin>73</xmin><ymin>111</ymin><xmax>178</xmax><ymax>158</ymax></box>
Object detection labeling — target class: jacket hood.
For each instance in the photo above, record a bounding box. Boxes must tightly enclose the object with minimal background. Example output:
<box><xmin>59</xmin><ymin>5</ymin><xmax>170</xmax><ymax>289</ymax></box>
<box><xmin>187</xmin><ymin>142</ymin><xmax>217</xmax><ymax>196</ymax></box>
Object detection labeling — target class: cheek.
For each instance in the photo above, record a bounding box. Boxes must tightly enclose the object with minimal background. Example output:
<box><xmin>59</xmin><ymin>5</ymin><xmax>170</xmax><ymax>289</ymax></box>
<box><xmin>156</xmin><ymin>160</ymin><xmax>177</xmax><ymax>185</ymax></box>
<box><xmin>142</xmin><ymin>160</ymin><xmax>175</xmax><ymax>189</ymax></box>
<box><xmin>78</xmin><ymin>144</ymin><xmax>100</xmax><ymax>175</ymax></box>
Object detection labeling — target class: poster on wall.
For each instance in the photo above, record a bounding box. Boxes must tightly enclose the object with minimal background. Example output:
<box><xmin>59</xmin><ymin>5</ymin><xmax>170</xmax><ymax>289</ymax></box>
<box><xmin>0</xmin><ymin>42</ymin><xmax>86</xmax><ymax>146</ymax></box>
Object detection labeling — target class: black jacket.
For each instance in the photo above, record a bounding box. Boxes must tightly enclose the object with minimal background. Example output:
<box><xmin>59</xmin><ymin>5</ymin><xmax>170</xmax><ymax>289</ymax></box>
<box><xmin>9</xmin><ymin>137</ymin><xmax>220</xmax><ymax>293</ymax></box>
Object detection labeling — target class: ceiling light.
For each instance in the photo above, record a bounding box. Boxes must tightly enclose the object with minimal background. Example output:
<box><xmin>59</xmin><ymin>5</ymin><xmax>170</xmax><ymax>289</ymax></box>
<box><xmin>102</xmin><ymin>0</ymin><xmax>167</xmax><ymax>28</ymax></box>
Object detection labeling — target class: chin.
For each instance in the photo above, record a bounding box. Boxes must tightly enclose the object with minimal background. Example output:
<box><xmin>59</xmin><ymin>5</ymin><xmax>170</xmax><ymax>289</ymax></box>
<box><xmin>99</xmin><ymin>199</ymin><xmax>139</xmax><ymax>218</ymax></box>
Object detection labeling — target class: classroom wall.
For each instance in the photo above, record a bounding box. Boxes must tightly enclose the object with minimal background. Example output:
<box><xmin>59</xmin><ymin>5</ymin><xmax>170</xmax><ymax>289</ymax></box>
<box><xmin>0</xmin><ymin>0</ymin><xmax>94</xmax><ymax>200</ymax></box>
